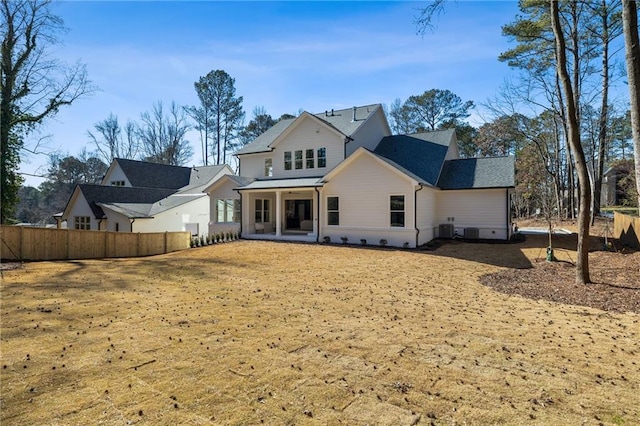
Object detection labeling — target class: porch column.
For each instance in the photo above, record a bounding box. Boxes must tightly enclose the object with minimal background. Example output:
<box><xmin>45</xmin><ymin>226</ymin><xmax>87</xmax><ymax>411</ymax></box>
<box><xmin>275</xmin><ymin>190</ymin><xmax>282</xmax><ymax>236</ymax></box>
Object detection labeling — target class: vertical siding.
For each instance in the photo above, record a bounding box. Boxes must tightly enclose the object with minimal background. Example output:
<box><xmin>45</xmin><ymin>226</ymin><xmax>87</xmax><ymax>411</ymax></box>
<box><xmin>321</xmin><ymin>153</ymin><xmax>417</xmax><ymax>247</ymax></box>
<box><xmin>436</xmin><ymin>189</ymin><xmax>509</xmax><ymax>239</ymax></box>
<box><xmin>346</xmin><ymin>108</ymin><xmax>391</xmax><ymax>155</ymax></box>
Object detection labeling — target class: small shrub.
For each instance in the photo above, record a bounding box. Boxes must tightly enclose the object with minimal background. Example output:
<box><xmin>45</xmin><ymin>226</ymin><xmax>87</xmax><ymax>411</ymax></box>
<box><xmin>360</xmin><ymin>239</ymin><xmax>367</xmax><ymax>246</ymax></box>
<box><xmin>190</xmin><ymin>238</ymin><xmax>195</xmax><ymax>248</ymax></box>
<box><xmin>379</xmin><ymin>239</ymin><xmax>387</xmax><ymax>247</ymax></box>
<box><xmin>200</xmin><ymin>235</ymin><xmax>205</xmax><ymax>246</ymax></box>
<box><xmin>323</xmin><ymin>236</ymin><xmax>331</xmax><ymax>243</ymax></box>
<box><xmin>403</xmin><ymin>242</ymin><xmax>410</xmax><ymax>249</ymax></box>
<box><xmin>341</xmin><ymin>236</ymin><xmax>348</xmax><ymax>244</ymax></box>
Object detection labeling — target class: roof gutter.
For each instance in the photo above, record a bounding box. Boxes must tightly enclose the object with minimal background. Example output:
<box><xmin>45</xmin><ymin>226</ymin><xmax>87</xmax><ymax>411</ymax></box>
<box><xmin>414</xmin><ymin>184</ymin><xmax>424</xmax><ymax>248</ymax></box>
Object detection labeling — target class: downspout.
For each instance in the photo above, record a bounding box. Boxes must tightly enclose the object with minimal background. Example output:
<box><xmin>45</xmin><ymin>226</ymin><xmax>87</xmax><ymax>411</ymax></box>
<box><xmin>314</xmin><ymin>186</ymin><xmax>321</xmax><ymax>243</ymax></box>
<box><xmin>414</xmin><ymin>184</ymin><xmax>424</xmax><ymax>248</ymax></box>
<box><xmin>235</xmin><ymin>189</ymin><xmax>243</xmax><ymax>237</ymax></box>
<box><xmin>130</xmin><ymin>218</ymin><xmax>135</xmax><ymax>233</ymax></box>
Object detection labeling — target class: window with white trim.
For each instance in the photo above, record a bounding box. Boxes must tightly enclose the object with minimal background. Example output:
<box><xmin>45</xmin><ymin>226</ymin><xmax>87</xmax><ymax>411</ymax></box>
<box><xmin>295</xmin><ymin>150</ymin><xmax>303</xmax><ymax>169</ymax></box>
<box><xmin>306</xmin><ymin>149</ymin><xmax>314</xmax><ymax>169</ymax></box>
<box><xmin>327</xmin><ymin>196</ymin><xmax>339</xmax><ymax>226</ymax></box>
<box><xmin>217</xmin><ymin>199</ymin><xmax>240</xmax><ymax>223</ymax></box>
<box><xmin>284</xmin><ymin>151</ymin><xmax>292</xmax><ymax>170</ymax></box>
<box><xmin>264</xmin><ymin>158</ymin><xmax>273</xmax><ymax>177</ymax></box>
<box><xmin>390</xmin><ymin>195</ymin><xmax>405</xmax><ymax>227</ymax></box>
<box><xmin>255</xmin><ymin>199</ymin><xmax>270</xmax><ymax>223</ymax></box>
<box><xmin>317</xmin><ymin>147</ymin><xmax>326</xmax><ymax>168</ymax></box>
<box><xmin>74</xmin><ymin>216</ymin><xmax>91</xmax><ymax>230</ymax></box>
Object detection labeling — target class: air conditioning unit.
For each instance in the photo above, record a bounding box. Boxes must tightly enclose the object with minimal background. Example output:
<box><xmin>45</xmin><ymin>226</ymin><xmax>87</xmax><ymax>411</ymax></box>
<box><xmin>464</xmin><ymin>227</ymin><xmax>479</xmax><ymax>239</ymax></box>
<box><xmin>439</xmin><ymin>224</ymin><xmax>454</xmax><ymax>239</ymax></box>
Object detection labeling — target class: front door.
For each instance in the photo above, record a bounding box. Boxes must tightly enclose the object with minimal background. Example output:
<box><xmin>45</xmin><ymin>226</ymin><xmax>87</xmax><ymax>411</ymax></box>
<box><xmin>285</xmin><ymin>199</ymin><xmax>312</xmax><ymax>231</ymax></box>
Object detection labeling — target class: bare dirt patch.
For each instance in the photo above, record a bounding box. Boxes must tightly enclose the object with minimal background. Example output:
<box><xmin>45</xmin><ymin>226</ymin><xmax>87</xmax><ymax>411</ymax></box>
<box><xmin>1</xmin><ymin>239</ymin><xmax>638</xmax><ymax>425</ymax></box>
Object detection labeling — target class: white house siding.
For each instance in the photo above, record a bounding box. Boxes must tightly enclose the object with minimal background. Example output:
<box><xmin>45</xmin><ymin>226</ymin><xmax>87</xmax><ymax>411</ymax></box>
<box><xmin>321</xmin><ymin>154</ymin><xmax>417</xmax><ymax>248</ymax></box>
<box><xmin>238</xmin><ymin>152</ymin><xmax>271</xmax><ymax>179</ymax></box>
<box><xmin>66</xmin><ymin>194</ymin><xmax>101</xmax><ymax>231</ymax></box>
<box><xmin>134</xmin><ymin>196</ymin><xmax>210</xmax><ymax>235</ymax></box>
<box><xmin>345</xmin><ymin>108</ymin><xmax>391</xmax><ymax>156</ymax></box>
<box><xmin>436</xmin><ymin>188</ymin><xmax>509</xmax><ymax>239</ymax></box>
<box><xmin>416</xmin><ymin>186</ymin><xmax>438</xmax><ymax>246</ymax></box>
<box><xmin>271</xmin><ymin>118</ymin><xmax>344</xmax><ymax>178</ymax></box>
<box><xmin>101</xmin><ymin>164</ymin><xmax>131</xmax><ymax>187</ymax></box>
<box><xmin>208</xmin><ymin>179</ymin><xmax>241</xmax><ymax>235</ymax></box>
<box><xmin>101</xmin><ymin>209</ymin><xmax>133</xmax><ymax>232</ymax></box>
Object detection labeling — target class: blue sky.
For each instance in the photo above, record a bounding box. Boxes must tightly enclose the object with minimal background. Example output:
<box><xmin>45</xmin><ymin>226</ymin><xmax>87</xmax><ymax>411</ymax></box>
<box><xmin>20</xmin><ymin>0</ymin><xmax>524</xmax><ymax>186</ymax></box>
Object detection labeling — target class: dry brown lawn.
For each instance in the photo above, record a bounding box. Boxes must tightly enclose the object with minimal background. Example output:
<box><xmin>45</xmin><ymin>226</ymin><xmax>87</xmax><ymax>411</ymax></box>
<box><xmin>1</xmin><ymin>237</ymin><xmax>638</xmax><ymax>425</ymax></box>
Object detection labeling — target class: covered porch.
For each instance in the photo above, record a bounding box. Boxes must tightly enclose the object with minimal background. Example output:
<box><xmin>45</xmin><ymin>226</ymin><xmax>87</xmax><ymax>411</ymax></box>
<box><xmin>237</xmin><ymin>178</ymin><xmax>323</xmax><ymax>243</ymax></box>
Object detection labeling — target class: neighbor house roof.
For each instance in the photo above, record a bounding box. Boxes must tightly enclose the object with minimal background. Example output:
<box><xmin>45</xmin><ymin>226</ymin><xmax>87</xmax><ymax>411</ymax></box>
<box><xmin>114</xmin><ymin>158</ymin><xmax>192</xmax><ymax>189</ymax></box>
<box><xmin>72</xmin><ymin>184</ymin><xmax>177</xmax><ymax>219</ymax></box>
<box><xmin>235</xmin><ymin>104</ymin><xmax>382</xmax><ymax>155</ymax></box>
<box><xmin>373</xmin><ymin>129</ymin><xmax>455</xmax><ymax>186</ymax></box>
<box><xmin>437</xmin><ymin>156</ymin><xmax>515</xmax><ymax>190</ymax></box>
<box><xmin>176</xmin><ymin>164</ymin><xmax>229</xmax><ymax>194</ymax></box>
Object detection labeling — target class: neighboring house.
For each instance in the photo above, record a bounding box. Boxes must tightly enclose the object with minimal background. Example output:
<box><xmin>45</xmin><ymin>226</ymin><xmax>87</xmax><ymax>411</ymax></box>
<box><xmin>59</xmin><ymin>158</ymin><xmax>232</xmax><ymax>235</ymax></box>
<box><xmin>205</xmin><ymin>104</ymin><xmax>515</xmax><ymax>248</ymax></box>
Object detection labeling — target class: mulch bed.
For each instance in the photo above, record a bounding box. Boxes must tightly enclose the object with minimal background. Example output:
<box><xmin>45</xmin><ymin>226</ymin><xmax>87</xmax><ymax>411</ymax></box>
<box><xmin>480</xmin><ymin>249</ymin><xmax>640</xmax><ymax>314</ymax></box>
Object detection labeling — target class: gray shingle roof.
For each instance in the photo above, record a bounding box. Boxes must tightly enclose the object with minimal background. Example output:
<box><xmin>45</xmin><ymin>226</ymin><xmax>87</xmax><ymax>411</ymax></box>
<box><xmin>77</xmin><ymin>184</ymin><xmax>177</xmax><ymax>219</ymax></box>
<box><xmin>178</xmin><ymin>165</ymin><xmax>228</xmax><ymax>194</ymax></box>
<box><xmin>235</xmin><ymin>104</ymin><xmax>382</xmax><ymax>155</ymax></box>
<box><xmin>115</xmin><ymin>158</ymin><xmax>192</xmax><ymax>189</ymax></box>
<box><xmin>437</xmin><ymin>156</ymin><xmax>515</xmax><ymax>190</ymax></box>
<box><xmin>373</xmin><ymin>130</ymin><xmax>454</xmax><ymax>186</ymax></box>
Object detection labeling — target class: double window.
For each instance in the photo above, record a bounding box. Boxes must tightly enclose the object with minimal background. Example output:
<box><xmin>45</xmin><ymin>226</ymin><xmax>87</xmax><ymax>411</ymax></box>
<box><xmin>255</xmin><ymin>199</ymin><xmax>270</xmax><ymax>223</ymax></box>
<box><xmin>390</xmin><ymin>195</ymin><xmax>405</xmax><ymax>227</ymax></box>
<box><xmin>74</xmin><ymin>216</ymin><xmax>91</xmax><ymax>230</ymax></box>
<box><xmin>111</xmin><ymin>180</ymin><xmax>125</xmax><ymax>186</ymax></box>
<box><xmin>217</xmin><ymin>199</ymin><xmax>240</xmax><ymax>223</ymax></box>
<box><xmin>327</xmin><ymin>196</ymin><xmax>339</xmax><ymax>226</ymax></box>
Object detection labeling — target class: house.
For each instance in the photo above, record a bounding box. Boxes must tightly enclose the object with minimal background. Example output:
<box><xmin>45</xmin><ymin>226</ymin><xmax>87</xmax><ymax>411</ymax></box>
<box><xmin>205</xmin><ymin>104</ymin><xmax>515</xmax><ymax>248</ymax></box>
<box><xmin>59</xmin><ymin>158</ymin><xmax>232</xmax><ymax>235</ymax></box>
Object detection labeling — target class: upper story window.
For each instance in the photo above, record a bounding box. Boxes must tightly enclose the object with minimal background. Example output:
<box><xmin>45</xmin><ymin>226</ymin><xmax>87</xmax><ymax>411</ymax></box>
<box><xmin>295</xmin><ymin>150</ymin><xmax>303</xmax><ymax>169</ymax></box>
<box><xmin>111</xmin><ymin>180</ymin><xmax>125</xmax><ymax>186</ymax></box>
<box><xmin>317</xmin><ymin>148</ymin><xmax>326</xmax><ymax>168</ymax></box>
<box><xmin>74</xmin><ymin>216</ymin><xmax>91</xmax><ymax>230</ymax></box>
<box><xmin>306</xmin><ymin>149</ymin><xmax>314</xmax><ymax>169</ymax></box>
<box><xmin>284</xmin><ymin>152</ymin><xmax>292</xmax><ymax>170</ymax></box>
<box><xmin>264</xmin><ymin>158</ymin><xmax>273</xmax><ymax>177</ymax></box>
<box><xmin>390</xmin><ymin>195</ymin><xmax>405</xmax><ymax>227</ymax></box>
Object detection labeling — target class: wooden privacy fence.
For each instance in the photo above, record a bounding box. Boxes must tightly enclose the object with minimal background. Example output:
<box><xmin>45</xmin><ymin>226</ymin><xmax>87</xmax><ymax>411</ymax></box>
<box><xmin>0</xmin><ymin>226</ymin><xmax>191</xmax><ymax>261</ymax></box>
<box><xmin>614</xmin><ymin>212</ymin><xmax>640</xmax><ymax>249</ymax></box>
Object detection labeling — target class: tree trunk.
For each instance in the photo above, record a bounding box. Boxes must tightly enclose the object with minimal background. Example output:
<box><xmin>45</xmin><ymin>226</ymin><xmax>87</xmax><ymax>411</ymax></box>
<box><xmin>622</xmin><ymin>0</ymin><xmax>640</xmax><ymax>209</ymax></box>
<box><xmin>551</xmin><ymin>0</ymin><xmax>591</xmax><ymax>284</ymax></box>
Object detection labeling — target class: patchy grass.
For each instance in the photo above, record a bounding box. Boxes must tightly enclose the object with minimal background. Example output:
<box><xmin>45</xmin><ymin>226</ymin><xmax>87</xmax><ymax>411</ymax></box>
<box><xmin>1</xmin><ymin>238</ymin><xmax>638</xmax><ymax>425</ymax></box>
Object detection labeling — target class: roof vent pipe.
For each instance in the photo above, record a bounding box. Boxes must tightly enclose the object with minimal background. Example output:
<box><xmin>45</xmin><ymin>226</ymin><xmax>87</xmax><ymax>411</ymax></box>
<box><xmin>331</xmin><ymin>109</ymin><xmax>334</xmax><ymax>116</ymax></box>
<box><xmin>352</xmin><ymin>106</ymin><xmax>357</xmax><ymax>122</ymax></box>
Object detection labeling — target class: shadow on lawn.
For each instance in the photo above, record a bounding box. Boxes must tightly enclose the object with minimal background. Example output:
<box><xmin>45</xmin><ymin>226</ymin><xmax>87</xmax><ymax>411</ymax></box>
<box><xmin>423</xmin><ymin>237</ymin><xmax>534</xmax><ymax>269</ymax></box>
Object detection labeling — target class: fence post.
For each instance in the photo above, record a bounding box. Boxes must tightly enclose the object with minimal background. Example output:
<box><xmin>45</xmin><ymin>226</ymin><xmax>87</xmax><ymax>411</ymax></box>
<box><xmin>19</xmin><ymin>226</ymin><xmax>24</xmax><ymax>261</ymax></box>
<box><xmin>164</xmin><ymin>231</ymin><xmax>168</xmax><ymax>254</ymax></box>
